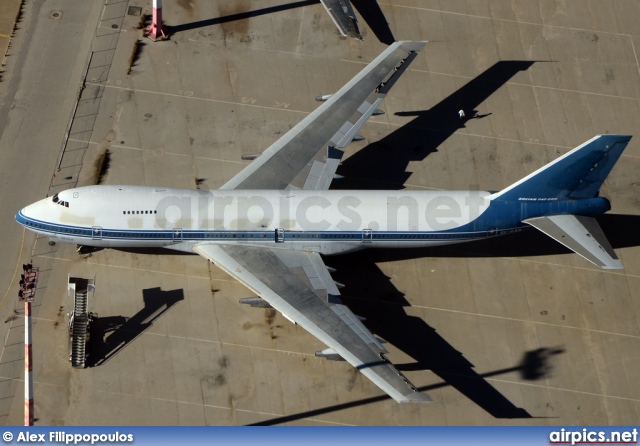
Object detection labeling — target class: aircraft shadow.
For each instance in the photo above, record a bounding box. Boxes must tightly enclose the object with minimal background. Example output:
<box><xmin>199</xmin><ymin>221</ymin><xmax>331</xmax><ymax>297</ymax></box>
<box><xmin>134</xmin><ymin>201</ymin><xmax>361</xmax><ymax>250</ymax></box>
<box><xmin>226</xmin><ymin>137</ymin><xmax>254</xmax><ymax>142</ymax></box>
<box><xmin>350</xmin><ymin>0</ymin><xmax>395</xmax><ymax>45</ymax></box>
<box><xmin>249</xmin><ymin>346</ymin><xmax>561</xmax><ymax>425</ymax></box>
<box><xmin>350</xmin><ymin>213</ymin><xmax>640</xmax><ymax>264</ymax></box>
<box><xmin>334</xmin><ymin>60</ymin><xmax>536</xmax><ymax>190</ymax></box>
<box><xmin>325</xmin><ymin>256</ymin><xmax>535</xmax><ymax>419</ymax></box>
<box><xmin>170</xmin><ymin>0</ymin><xmax>319</xmax><ymax>34</ymax></box>
<box><xmin>86</xmin><ymin>287</ymin><xmax>184</xmax><ymax>367</ymax></box>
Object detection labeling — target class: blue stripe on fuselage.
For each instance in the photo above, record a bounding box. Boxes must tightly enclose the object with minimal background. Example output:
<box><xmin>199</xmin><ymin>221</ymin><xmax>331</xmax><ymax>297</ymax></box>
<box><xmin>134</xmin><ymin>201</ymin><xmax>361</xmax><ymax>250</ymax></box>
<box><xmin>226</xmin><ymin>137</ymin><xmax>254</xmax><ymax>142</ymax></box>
<box><xmin>15</xmin><ymin>197</ymin><xmax>610</xmax><ymax>242</ymax></box>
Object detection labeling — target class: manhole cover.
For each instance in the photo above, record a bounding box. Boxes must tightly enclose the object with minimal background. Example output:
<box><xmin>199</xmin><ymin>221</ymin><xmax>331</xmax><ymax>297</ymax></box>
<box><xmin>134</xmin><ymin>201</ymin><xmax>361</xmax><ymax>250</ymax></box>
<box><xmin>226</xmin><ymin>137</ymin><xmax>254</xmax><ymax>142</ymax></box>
<box><xmin>127</xmin><ymin>6</ymin><xmax>142</xmax><ymax>16</ymax></box>
<box><xmin>111</xmin><ymin>24</ymin><xmax>119</xmax><ymax>29</ymax></box>
<box><xmin>50</xmin><ymin>11</ymin><xmax>62</xmax><ymax>19</ymax></box>
<box><xmin>144</xmin><ymin>113</ymin><xmax>153</xmax><ymax>118</ymax></box>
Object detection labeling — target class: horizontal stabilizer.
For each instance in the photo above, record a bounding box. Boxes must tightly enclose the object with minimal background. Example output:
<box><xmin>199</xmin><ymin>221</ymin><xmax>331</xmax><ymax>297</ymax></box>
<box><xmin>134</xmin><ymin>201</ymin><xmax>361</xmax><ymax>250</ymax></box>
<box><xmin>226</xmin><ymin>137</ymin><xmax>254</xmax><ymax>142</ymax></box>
<box><xmin>524</xmin><ymin>215</ymin><xmax>622</xmax><ymax>269</ymax></box>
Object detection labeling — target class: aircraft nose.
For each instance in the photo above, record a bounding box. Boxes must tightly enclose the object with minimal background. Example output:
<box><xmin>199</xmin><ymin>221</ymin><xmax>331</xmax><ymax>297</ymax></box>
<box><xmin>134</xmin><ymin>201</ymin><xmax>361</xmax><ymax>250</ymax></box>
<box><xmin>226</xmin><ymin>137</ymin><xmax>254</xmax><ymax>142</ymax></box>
<box><xmin>16</xmin><ymin>201</ymin><xmax>41</xmax><ymax>228</ymax></box>
<box><xmin>16</xmin><ymin>206</ymin><xmax>30</xmax><ymax>227</ymax></box>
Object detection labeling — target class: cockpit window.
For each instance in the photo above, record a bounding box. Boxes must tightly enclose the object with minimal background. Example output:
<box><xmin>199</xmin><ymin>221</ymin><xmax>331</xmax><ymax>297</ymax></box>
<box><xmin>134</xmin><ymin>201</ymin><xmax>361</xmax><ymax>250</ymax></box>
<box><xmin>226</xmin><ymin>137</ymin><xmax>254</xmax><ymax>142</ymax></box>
<box><xmin>52</xmin><ymin>193</ymin><xmax>69</xmax><ymax>208</ymax></box>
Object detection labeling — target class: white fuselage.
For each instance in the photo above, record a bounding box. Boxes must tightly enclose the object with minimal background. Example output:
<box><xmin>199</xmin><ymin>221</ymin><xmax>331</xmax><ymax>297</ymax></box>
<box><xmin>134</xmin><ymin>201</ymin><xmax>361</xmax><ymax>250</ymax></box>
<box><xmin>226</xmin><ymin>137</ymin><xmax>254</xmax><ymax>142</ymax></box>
<box><xmin>16</xmin><ymin>185</ymin><xmax>512</xmax><ymax>255</ymax></box>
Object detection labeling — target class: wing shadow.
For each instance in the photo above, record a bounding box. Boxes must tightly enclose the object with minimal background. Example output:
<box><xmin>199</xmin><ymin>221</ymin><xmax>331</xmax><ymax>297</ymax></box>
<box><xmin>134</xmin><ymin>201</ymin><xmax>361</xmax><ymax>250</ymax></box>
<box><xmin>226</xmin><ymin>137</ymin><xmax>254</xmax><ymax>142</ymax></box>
<box><xmin>350</xmin><ymin>0</ymin><xmax>395</xmax><ymax>44</ymax></box>
<box><xmin>334</xmin><ymin>60</ymin><xmax>536</xmax><ymax>189</ymax></box>
<box><xmin>86</xmin><ymin>287</ymin><xmax>184</xmax><ymax>367</ymax></box>
<box><xmin>249</xmin><ymin>345</ymin><xmax>564</xmax><ymax>425</ymax></box>
<box><xmin>325</xmin><ymin>255</ymin><xmax>533</xmax><ymax>419</ymax></box>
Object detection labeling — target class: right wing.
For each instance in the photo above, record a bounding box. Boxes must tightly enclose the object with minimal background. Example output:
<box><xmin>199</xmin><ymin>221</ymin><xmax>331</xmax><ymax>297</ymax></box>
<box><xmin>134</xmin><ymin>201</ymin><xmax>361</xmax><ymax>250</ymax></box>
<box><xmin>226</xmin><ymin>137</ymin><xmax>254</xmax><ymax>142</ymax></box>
<box><xmin>194</xmin><ymin>243</ymin><xmax>432</xmax><ymax>403</ymax></box>
<box><xmin>524</xmin><ymin>215</ymin><xmax>623</xmax><ymax>269</ymax></box>
<box><xmin>319</xmin><ymin>0</ymin><xmax>362</xmax><ymax>40</ymax></box>
<box><xmin>220</xmin><ymin>41</ymin><xmax>427</xmax><ymax>191</ymax></box>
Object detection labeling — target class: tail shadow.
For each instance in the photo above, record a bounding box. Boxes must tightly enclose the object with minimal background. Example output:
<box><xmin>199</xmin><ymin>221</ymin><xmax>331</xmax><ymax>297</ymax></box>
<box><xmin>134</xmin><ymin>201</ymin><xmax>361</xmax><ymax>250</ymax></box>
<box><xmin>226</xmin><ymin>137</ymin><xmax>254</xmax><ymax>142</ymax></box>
<box><xmin>86</xmin><ymin>287</ymin><xmax>184</xmax><ymax>367</ymax></box>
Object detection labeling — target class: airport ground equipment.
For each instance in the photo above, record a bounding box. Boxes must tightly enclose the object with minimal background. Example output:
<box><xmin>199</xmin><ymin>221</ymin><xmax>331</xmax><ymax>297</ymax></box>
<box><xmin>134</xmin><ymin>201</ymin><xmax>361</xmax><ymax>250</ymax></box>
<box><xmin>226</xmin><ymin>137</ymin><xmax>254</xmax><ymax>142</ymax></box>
<box><xmin>67</xmin><ymin>275</ymin><xmax>97</xmax><ymax>368</ymax></box>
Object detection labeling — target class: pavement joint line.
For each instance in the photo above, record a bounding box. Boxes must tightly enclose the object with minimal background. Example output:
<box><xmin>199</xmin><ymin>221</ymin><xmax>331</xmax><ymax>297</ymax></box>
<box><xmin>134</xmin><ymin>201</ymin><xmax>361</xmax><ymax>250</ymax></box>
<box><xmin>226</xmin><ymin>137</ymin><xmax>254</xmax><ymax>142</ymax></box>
<box><xmin>484</xmin><ymin>376</ymin><xmax>640</xmax><ymax>403</ymax></box>
<box><xmin>0</xmin><ymin>315</ymin><xmax>17</xmax><ymax>372</ymax></box>
<box><xmin>410</xmin><ymin>68</ymin><xmax>638</xmax><ymax>101</ymax></box>
<box><xmin>0</xmin><ymin>227</ymin><xmax>25</xmax><ymax>309</ymax></box>
<box><xmin>6</xmin><ymin>367</ymin><xmax>640</xmax><ymax>409</ymax></box>
<box><xmin>87</xmin><ymin>82</ymin><xmax>310</xmax><ymax>115</ymax></box>
<box><xmin>28</xmin><ymin>377</ymin><xmax>353</xmax><ymax>425</ymax></box>
<box><xmin>36</xmin><ymin>255</ymin><xmax>215</xmax><ymax>281</ymax></box>
<box><xmin>85</xmin><ymin>90</ymin><xmax>639</xmax><ymax>160</ymax></box>
<box><xmin>380</xmin><ymin>3</ymin><xmax>633</xmax><ymax>37</ymax></box>
<box><xmin>128</xmin><ymin>329</ymin><xmax>320</xmax><ymax>360</ymax></box>
<box><xmin>630</xmin><ymin>37</ymin><xmax>640</xmax><ymax>79</ymax></box>
<box><xmin>406</xmin><ymin>301</ymin><xmax>640</xmax><ymax>341</ymax></box>
<box><xmin>68</xmin><ymin>139</ymin><xmax>249</xmax><ymax>165</ymax></box>
<box><xmin>83</xmin><ymin>89</ymin><xmax>640</xmax><ymax>163</ymax></box>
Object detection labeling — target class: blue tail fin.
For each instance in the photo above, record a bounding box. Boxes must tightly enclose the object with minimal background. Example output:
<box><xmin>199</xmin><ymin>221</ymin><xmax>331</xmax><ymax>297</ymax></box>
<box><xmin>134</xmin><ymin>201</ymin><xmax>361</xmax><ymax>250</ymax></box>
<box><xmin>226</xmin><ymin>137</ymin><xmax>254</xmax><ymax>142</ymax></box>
<box><xmin>489</xmin><ymin>135</ymin><xmax>632</xmax><ymax>202</ymax></box>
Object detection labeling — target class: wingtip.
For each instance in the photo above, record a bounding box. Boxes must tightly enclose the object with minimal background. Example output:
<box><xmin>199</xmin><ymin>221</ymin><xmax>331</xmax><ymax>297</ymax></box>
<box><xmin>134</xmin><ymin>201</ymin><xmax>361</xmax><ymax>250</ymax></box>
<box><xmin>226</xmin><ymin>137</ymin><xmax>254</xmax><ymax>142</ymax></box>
<box><xmin>399</xmin><ymin>391</ymin><xmax>433</xmax><ymax>403</ymax></box>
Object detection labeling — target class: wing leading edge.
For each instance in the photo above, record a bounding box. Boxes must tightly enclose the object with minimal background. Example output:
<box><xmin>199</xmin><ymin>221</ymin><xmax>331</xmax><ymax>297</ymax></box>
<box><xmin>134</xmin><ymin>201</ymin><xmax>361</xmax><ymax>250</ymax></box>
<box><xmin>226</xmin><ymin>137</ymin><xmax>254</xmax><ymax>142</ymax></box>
<box><xmin>221</xmin><ymin>41</ymin><xmax>427</xmax><ymax>191</ymax></box>
<box><xmin>194</xmin><ymin>243</ymin><xmax>432</xmax><ymax>403</ymax></box>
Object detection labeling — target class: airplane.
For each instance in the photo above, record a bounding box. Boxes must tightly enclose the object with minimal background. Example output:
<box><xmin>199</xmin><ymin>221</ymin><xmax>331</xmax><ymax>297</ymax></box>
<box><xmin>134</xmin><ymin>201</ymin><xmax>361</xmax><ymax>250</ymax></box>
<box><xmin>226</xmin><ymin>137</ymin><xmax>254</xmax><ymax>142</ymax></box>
<box><xmin>319</xmin><ymin>0</ymin><xmax>362</xmax><ymax>40</ymax></box>
<box><xmin>16</xmin><ymin>41</ymin><xmax>631</xmax><ymax>403</ymax></box>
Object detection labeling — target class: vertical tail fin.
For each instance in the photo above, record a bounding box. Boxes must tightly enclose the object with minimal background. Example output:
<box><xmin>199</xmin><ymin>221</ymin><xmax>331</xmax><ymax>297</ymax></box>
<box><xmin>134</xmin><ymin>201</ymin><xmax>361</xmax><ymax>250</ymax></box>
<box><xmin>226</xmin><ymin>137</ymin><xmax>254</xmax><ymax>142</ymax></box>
<box><xmin>489</xmin><ymin>135</ymin><xmax>632</xmax><ymax>201</ymax></box>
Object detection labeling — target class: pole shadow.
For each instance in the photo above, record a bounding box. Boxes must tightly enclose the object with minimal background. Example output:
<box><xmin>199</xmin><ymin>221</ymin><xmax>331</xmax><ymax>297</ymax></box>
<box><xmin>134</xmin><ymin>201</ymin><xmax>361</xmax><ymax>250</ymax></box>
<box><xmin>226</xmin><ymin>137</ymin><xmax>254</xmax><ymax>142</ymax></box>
<box><xmin>170</xmin><ymin>0</ymin><xmax>319</xmax><ymax>34</ymax></box>
<box><xmin>249</xmin><ymin>342</ymin><xmax>563</xmax><ymax>425</ymax></box>
<box><xmin>86</xmin><ymin>287</ymin><xmax>184</xmax><ymax>367</ymax></box>
<box><xmin>334</xmin><ymin>60</ymin><xmax>536</xmax><ymax>189</ymax></box>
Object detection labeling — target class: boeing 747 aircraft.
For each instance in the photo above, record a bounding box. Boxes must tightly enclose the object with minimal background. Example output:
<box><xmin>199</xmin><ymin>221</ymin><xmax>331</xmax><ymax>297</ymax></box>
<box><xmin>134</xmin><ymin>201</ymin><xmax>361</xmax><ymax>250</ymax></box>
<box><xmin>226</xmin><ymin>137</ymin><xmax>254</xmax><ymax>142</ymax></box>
<box><xmin>16</xmin><ymin>41</ymin><xmax>630</xmax><ymax>403</ymax></box>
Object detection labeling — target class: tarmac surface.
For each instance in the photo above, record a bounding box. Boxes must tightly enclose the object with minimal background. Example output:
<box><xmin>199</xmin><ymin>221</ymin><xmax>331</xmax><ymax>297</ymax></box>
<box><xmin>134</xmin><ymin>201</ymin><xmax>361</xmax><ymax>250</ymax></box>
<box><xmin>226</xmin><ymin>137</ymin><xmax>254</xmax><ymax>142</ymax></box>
<box><xmin>0</xmin><ymin>0</ymin><xmax>639</xmax><ymax>425</ymax></box>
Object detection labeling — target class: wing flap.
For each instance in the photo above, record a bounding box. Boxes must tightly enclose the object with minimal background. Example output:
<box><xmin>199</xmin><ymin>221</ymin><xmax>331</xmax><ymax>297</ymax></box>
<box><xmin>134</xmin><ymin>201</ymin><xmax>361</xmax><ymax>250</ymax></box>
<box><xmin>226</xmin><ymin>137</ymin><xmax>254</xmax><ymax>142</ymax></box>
<box><xmin>194</xmin><ymin>243</ymin><xmax>431</xmax><ymax>403</ymax></box>
<box><xmin>523</xmin><ymin>215</ymin><xmax>622</xmax><ymax>269</ymax></box>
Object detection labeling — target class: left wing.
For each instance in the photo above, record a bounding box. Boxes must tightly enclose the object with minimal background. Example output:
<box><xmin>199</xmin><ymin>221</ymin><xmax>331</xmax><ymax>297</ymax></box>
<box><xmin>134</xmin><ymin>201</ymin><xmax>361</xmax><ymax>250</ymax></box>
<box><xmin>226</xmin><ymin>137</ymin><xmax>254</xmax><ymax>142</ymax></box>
<box><xmin>220</xmin><ymin>41</ymin><xmax>427</xmax><ymax>191</ymax></box>
<box><xmin>194</xmin><ymin>243</ymin><xmax>432</xmax><ymax>403</ymax></box>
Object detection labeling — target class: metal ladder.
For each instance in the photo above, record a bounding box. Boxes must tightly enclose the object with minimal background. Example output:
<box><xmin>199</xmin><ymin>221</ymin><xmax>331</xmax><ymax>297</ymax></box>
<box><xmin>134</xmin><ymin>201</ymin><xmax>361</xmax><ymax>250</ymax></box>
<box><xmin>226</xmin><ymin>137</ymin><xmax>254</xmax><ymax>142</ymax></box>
<box><xmin>68</xmin><ymin>275</ymin><xmax>96</xmax><ymax>368</ymax></box>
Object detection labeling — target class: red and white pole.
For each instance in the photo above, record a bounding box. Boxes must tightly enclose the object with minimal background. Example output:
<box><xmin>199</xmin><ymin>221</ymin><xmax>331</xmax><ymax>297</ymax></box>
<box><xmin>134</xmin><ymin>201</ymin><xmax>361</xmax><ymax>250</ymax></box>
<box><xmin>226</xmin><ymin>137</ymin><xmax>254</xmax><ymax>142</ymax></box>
<box><xmin>147</xmin><ymin>0</ymin><xmax>168</xmax><ymax>41</ymax></box>
<box><xmin>24</xmin><ymin>300</ymin><xmax>33</xmax><ymax>426</ymax></box>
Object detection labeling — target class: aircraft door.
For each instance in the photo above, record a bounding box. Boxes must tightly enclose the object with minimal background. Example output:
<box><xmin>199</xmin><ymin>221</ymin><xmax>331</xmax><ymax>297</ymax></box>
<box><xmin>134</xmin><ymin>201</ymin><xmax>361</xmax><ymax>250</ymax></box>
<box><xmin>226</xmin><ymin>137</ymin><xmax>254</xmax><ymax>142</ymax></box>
<box><xmin>173</xmin><ymin>228</ymin><xmax>183</xmax><ymax>241</ymax></box>
<box><xmin>91</xmin><ymin>226</ymin><xmax>102</xmax><ymax>240</ymax></box>
<box><xmin>275</xmin><ymin>228</ymin><xmax>284</xmax><ymax>243</ymax></box>
<box><xmin>362</xmin><ymin>229</ymin><xmax>372</xmax><ymax>243</ymax></box>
